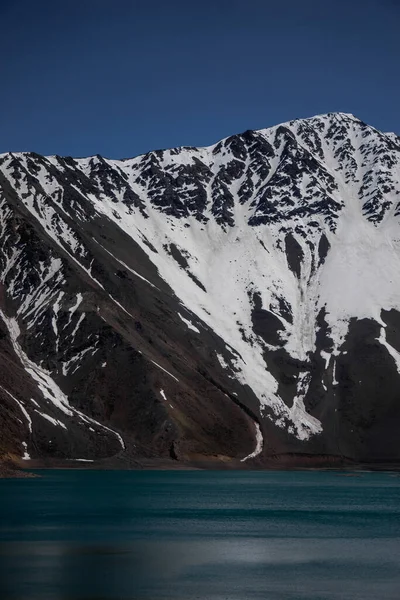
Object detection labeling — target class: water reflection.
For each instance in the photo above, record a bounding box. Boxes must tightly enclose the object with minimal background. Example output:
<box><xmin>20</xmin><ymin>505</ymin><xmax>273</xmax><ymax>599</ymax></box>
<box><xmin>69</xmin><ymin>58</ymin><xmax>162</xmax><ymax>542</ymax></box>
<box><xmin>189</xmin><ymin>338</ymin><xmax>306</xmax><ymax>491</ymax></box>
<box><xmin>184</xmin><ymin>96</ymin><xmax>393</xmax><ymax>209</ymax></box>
<box><xmin>1</xmin><ymin>536</ymin><xmax>400</xmax><ymax>599</ymax></box>
<box><xmin>1</xmin><ymin>471</ymin><xmax>400</xmax><ymax>599</ymax></box>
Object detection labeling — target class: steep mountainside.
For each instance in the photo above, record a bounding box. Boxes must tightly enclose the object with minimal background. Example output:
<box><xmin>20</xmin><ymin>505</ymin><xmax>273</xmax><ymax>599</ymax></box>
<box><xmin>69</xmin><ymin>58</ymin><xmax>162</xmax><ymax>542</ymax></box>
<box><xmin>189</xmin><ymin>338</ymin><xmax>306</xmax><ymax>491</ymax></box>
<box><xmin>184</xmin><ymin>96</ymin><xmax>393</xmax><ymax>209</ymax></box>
<box><xmin>1</xmin><ymin>112</ymin><xmax>400</xmax><ymax>469</ymax></box>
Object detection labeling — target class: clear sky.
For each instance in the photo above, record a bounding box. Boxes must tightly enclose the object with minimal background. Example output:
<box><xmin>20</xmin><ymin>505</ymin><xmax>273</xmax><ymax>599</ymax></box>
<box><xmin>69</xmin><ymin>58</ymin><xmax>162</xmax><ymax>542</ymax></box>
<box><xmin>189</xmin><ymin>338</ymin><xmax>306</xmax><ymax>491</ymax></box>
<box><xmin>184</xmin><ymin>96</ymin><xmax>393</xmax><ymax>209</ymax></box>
<box><xmin>0</xmin><ymin>0</ymin><xmax>399</xmax><ymax>158</ymax></box>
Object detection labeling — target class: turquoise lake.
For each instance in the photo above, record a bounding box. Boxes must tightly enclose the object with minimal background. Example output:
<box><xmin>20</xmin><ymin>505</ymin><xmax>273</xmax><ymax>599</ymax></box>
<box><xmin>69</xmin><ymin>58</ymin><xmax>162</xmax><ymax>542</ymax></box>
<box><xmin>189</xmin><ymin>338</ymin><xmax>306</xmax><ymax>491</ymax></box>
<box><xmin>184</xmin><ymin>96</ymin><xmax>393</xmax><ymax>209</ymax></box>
<box><xmin>1</xmin><ymin>469</ymin><xmax>400</xmax><ymax>599</ymax></box>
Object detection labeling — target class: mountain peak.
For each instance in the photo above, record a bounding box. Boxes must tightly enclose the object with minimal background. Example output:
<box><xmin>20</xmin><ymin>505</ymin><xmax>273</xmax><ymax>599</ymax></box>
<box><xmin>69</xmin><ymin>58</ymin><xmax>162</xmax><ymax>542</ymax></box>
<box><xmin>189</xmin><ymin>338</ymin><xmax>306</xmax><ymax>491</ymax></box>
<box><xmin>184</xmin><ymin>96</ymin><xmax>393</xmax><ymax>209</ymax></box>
<box><xmin>1</xmin><ymin>113</ymin><xmax>400</xmax><ymax>468</ymax></box>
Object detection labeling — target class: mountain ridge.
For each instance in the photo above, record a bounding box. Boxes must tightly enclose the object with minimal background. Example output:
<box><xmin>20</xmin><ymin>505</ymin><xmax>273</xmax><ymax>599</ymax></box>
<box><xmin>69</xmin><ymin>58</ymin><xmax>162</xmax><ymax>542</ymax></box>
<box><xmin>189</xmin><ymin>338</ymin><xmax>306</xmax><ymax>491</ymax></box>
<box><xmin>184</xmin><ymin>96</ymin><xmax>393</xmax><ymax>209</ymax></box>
<box><xmin>4</xmin><ymin>112</ymin><xmax>399</xmax><ymax>162</ymax></box>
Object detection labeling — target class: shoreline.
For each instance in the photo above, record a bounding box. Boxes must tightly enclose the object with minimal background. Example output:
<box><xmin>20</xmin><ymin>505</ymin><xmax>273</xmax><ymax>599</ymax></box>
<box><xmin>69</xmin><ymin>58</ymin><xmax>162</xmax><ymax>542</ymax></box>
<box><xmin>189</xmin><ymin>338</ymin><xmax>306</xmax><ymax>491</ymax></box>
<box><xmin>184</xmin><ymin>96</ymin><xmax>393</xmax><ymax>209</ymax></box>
<box><xmin>3</xmin><ymin>455</ymin><xmax>400</xmax><ymax>478</ymax></box>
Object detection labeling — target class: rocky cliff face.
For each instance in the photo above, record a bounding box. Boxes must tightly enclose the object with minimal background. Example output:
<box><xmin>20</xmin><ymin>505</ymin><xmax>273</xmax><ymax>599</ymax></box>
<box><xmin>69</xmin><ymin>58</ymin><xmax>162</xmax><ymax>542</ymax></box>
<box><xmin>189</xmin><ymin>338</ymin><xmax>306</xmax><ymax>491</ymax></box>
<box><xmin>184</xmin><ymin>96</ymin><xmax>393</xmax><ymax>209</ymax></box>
<box><xmin>1</xmin><ymin>112</ymin><xmax>400</xmax><ymax>468</ymax></box>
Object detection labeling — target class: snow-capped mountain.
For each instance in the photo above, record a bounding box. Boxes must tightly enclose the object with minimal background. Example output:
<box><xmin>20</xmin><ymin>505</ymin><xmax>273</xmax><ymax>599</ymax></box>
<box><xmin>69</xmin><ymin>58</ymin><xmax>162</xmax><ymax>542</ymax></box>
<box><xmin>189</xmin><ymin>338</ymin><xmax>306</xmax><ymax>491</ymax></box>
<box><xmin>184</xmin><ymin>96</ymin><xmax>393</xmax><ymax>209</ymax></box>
<box><xmin>1</xmin><ymin>112</ymin><xmax>400</xmax><ymax>468</ymax></box>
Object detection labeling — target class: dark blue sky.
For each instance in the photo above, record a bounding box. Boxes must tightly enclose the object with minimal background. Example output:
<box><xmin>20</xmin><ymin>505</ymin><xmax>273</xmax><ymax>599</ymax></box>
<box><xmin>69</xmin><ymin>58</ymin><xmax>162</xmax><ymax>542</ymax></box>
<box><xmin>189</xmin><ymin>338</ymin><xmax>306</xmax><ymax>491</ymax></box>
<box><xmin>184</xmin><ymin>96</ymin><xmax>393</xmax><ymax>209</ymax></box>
<box><xmin>0</xmin><ymin>0</ymin><xmax>399</xmax><ymax>158</ymax></box>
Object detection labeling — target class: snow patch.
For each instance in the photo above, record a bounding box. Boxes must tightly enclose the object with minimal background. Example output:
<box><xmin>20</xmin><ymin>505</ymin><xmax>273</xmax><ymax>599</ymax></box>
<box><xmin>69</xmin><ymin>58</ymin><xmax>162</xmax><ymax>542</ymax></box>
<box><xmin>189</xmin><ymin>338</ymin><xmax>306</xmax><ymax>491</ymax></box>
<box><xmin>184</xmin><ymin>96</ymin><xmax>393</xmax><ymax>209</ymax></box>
<box><xmin>241</xmin><ymin>422</ymin><xmax>263</xmax><ymax>462</ymax></box>
<box><xmin>0</xmin><ymin>385</ymin><xmax>32</xmax><ymax>433</ymax></box>
<box><xmin>151</xmin><ymin>360</ymin><xmax>179</xmax><ymax>382</ymax></box>
<box><xmin>178</xmin><ymin>313</ymin><xmax>200</xmax><ymax>333</ymax></box>
<box><xmin>21</xmin><ymin>442</ymin><xmax>30</xmax><ymax>460</ymax></box>
<box><xmin>377</xmin><ymin>326</ymin><xmax>400</xmax><ymax>374</ymax></box>
<box><xmin>35</xmin><ymin>410</ymin><xmax>68</xmax><ymax>430</ymax></box>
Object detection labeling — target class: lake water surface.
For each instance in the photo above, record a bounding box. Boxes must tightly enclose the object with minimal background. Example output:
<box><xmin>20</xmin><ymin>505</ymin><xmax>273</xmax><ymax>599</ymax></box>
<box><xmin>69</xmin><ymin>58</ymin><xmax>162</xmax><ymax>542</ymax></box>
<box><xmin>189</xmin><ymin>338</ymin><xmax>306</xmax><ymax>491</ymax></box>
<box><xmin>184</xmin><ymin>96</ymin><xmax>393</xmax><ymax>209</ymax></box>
<box><xmin>1</xmin><ymin>469</ymin><xmax>400</xmax><ymax>599</ymax></box>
